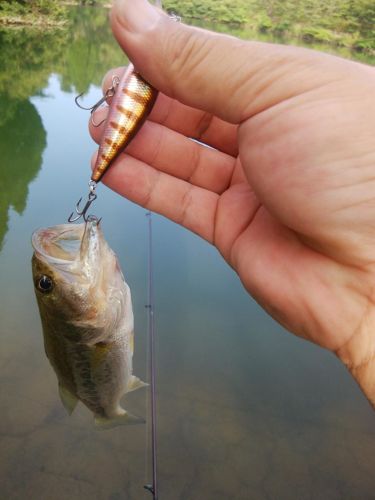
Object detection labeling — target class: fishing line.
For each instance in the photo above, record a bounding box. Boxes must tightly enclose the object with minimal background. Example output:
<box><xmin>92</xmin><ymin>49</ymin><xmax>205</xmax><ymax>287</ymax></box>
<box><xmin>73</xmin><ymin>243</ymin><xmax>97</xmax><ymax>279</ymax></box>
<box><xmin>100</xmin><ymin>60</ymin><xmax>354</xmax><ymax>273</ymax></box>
<box><xmin>144</xmin><ymin>211</ymin><xmax>158</xmax><ymax>500</ymax></box>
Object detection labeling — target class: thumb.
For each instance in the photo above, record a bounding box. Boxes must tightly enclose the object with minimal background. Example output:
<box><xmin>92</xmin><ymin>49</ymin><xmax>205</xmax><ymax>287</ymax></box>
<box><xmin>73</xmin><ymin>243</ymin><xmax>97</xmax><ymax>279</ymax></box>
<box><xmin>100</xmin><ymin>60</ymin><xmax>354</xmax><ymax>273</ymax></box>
<box><xmin>111</xmin><ymin>0</ymin><xmax>320</xmax><ymax>124</ymax></box>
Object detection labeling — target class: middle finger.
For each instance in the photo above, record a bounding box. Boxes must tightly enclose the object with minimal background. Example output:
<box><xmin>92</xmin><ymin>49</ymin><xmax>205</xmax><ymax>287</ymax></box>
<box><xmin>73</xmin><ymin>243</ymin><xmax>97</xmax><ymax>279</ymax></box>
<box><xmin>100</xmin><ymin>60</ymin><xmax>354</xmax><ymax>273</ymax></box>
<box><xmin>90</xmin><ymin>114</ymin><xmax>236</xmax><ymax>194</ymax></box>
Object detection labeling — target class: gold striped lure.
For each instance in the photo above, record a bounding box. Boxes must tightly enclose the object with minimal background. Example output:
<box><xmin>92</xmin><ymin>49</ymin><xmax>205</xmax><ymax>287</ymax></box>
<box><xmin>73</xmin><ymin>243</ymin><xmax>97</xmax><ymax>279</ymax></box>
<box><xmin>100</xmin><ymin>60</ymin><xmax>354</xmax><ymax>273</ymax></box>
<box><xmin>68</xmin><ymin>64</ymin><xmax>158</xmax><ymax>223</ymax></box>
<box><xmin>93</xmin><ymin>64</ymin><xmax>157</xmax><ymax>183</ymax></box>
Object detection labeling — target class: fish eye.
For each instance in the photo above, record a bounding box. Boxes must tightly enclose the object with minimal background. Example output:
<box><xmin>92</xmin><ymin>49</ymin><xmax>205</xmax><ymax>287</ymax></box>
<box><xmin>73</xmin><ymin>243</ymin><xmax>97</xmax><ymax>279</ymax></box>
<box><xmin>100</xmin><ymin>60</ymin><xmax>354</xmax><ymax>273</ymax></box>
<box><xmin>36</xmin><ymin>275</ymin><xmax>54</xmax><ymax>293</ymax></box>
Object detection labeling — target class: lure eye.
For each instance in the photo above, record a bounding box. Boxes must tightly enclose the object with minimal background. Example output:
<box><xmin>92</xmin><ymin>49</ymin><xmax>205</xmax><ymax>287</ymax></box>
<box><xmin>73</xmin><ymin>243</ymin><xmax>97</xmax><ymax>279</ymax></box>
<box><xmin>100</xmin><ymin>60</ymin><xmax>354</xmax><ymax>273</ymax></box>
<box><xmin>36</xmin><ymin>275</ymin><xmax>54</xmax><ymax>294</ymax></box>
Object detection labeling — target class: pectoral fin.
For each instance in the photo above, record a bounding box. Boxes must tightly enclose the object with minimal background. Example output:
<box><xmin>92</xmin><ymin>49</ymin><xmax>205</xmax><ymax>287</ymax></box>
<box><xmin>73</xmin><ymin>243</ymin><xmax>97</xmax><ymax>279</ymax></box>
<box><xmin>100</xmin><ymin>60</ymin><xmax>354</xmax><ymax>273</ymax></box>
<box><xmin>94</xmin><ymin>411</ymin><xmax>145</xmax><ymax>430</ymax></box>
<box><xmin>127</xmin><ymin>375</ymin><xmax>148</xmax><ymax>393</ymax></box>
<box><xmin>58</xmin><ymin>384</ymin><xmax>78</xmax><ymax>415</ymax></box>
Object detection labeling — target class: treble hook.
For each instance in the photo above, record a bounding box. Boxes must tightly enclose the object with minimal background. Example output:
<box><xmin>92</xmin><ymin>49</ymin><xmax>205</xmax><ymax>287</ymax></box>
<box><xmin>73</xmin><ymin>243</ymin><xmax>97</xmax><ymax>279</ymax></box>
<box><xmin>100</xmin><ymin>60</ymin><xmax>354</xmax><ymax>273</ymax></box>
<box><xmin>68</xmin><ymin>181</ymin><xmax>100</xmax><ymax>223</ymax></box>
<box><xmin>74</xmin><ymin>92</ymin><xmax>107</xmax><ymax>112</ymax></box>
<box><xmin>74</xmin><ymin>75</ymin><xmax>120</xmax><ymax>127</ymax></box>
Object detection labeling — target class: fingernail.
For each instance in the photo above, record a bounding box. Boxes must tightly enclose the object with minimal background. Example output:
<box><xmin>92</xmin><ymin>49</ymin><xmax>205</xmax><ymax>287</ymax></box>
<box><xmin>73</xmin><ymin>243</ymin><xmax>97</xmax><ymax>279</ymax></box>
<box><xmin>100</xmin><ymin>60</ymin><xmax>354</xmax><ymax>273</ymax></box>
<box><xmin>113</xmin><ymin>0</ymin><xmax>161</xmax><ymax>33</ymax></box>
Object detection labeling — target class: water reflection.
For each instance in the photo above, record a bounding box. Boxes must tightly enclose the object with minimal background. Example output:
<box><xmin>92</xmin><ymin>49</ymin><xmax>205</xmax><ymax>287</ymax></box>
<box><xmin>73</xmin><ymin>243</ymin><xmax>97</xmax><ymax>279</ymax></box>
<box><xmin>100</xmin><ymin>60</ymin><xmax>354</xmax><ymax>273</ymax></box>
<box><xmin>0</xmin><ymin>8</ymin><xmax>125</xmax><ymax>98</ymax></box>
<box><xmin>0</xmin><ymin>97</ymin><xmax>46</xmax><ymax>250</ymax></box>
<box><xmin>59</xmin><ymin>7</ymin><xmax>126</xmax><ymax>94</ymax></box>
<box><xmin>0</xmin><ymin>28</ymin><xmax>68</xmax><ymax>101</ymax></box>
<box><xmin>0</xmin><ymin>10</ymin><xmax>126</xmax><ymax>249</ymax></box>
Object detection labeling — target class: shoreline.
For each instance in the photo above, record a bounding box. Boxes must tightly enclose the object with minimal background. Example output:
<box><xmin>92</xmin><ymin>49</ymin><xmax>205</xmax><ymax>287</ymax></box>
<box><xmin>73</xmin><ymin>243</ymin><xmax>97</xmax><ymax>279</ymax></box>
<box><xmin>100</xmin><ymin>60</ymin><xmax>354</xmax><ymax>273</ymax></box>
<box><xmin>0</xmin><ymin>2</ymin><xmax>110</xmax><ymax>27</ymax></box>
<box><xmin>61</xmin><ymin>1</ymin><xmax>112</xmax><ymax>7</ymax></box>
<box><xmin>0</xmin><ymin>6</ymin><xmax>372</xmax><ymax>56</ymax></box>
<box><xmin>0</xmin><ymin>15</ymin><xmax>67</xmax><ymax>28</ymax></box>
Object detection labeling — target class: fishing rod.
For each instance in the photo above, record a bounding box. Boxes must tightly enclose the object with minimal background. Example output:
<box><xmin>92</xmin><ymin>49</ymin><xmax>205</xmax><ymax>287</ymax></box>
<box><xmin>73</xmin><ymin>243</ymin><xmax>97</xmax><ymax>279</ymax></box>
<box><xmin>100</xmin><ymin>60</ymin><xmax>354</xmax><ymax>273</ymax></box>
<box><xmin>143</xmin><ymin>5</ymin><xmax>162</xmax><ymax>499</ymax></box>
<box><xmin>144</xmin><ymin>211</ymin><xmax>158</xmax><ymax>500</ymax></box>
<box><xmin>144</xmin><ymin>2</ymin><xmax>182</xmax><ymax>495</ymax></box>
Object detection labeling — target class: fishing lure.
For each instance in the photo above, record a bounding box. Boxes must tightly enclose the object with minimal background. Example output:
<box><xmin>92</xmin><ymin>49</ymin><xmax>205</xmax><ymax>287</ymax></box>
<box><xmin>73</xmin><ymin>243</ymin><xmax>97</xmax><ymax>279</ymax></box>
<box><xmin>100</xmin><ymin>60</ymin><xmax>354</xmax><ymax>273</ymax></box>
<box><xmin>68</xmin><ymin>63</ymin><xmax>157</xmax><ymax>223</ymax></box>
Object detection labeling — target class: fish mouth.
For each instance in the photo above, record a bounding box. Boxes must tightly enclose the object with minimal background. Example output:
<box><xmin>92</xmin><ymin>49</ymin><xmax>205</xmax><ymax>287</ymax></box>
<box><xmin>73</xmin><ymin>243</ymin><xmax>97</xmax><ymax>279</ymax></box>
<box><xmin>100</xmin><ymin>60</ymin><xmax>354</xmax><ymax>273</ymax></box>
<box><xmin>32</xmin><ymin>223</ymin><xmax>86</xmax><ymax>265</ymax></box>
<box><xmin>32</xmin><ymin>221</ymin><xmax>112</xmax><ymax>288</ymax></box>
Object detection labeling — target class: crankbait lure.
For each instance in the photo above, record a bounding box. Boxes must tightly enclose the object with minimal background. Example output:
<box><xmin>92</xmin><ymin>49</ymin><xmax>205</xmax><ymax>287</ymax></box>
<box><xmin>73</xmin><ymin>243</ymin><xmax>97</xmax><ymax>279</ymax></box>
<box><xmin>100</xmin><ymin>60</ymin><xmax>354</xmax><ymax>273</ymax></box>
<box><xmin>68</xmin><ymin>63</ymin><xmax>157</xmax><ymax>223</ymax></box>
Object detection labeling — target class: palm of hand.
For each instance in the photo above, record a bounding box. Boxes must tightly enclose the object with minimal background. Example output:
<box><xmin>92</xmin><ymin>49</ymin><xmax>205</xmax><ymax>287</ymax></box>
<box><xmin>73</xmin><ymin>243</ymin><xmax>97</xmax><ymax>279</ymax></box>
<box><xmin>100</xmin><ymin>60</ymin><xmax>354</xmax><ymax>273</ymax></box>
<box><xmin>227</xmin><ymin>75</ymin><xmax>375</xmax><ymax>353</ymax></box>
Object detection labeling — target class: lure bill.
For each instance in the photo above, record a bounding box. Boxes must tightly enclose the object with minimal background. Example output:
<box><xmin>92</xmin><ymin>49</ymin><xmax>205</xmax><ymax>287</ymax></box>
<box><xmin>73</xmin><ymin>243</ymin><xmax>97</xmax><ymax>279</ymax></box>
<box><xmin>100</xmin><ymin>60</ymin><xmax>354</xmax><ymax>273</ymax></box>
<box><xmin>31</xmin><ymin>220</ymin><xmax>147</xmax><ymax>428</ymax></box>
<box><xmin>92</xmin><ymin>64</ymin><xmax>158</xmax><ymax>183</ymax></box>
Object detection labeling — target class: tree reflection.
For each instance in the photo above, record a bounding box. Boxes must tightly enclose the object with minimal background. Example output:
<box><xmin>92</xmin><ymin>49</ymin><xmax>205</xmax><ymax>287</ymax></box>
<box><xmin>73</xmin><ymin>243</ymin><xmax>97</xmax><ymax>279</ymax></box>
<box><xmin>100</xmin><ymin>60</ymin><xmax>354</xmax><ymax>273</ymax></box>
<box><xmin>58</xmin><ymin>6</ymin><xmax>126</xmax><ymax>95</ymax></box>
<box><xmin>0</xmin><ymin>7</ymin><xmax>129</xmax><ymax>249</ymax></box>
<box><xmin>0</xmin><ymin>97</ymin><xmax>46</xmax><ymax>250</ymax></box>
<box><xmin>0</xmin><ymin>28</ymin><xmax>68</xmax><ymax>104</ymax></box>
<box><xmin>0</xmin><ymin>7</ymin><xmax>126</xmax><ymax>101</ymax></box>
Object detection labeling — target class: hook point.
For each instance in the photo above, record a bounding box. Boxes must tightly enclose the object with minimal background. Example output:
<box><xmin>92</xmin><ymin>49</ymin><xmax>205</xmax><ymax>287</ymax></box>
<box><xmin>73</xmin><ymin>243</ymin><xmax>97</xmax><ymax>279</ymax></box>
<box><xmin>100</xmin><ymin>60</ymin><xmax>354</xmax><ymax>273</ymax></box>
<box><xmin>67</xmin><ymin>188</ymin><xmax>98</xmax><ymax>224</ymax></box>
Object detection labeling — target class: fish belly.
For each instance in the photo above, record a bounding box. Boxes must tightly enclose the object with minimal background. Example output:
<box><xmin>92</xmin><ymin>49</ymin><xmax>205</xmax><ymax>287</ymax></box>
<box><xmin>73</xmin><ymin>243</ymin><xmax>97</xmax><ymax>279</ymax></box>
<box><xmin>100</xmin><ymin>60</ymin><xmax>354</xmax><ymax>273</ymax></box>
<box><xmin>72</xmin><ymin>338</ymin><xmax>132</xmax><ymax>418</ymax></box>
<box><xmin>44</xmin><ymin>324</ymin><xmax>132</xmax><ymax>419</ymax></box>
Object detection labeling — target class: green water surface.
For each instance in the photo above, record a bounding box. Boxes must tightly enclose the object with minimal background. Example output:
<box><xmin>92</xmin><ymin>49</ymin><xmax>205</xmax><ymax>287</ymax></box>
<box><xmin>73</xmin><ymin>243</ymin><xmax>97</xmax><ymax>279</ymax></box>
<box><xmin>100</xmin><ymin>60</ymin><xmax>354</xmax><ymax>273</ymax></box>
<box><xmin>0</xmin><ymin>6</ymin><xmax>374</xmax><ymax>500</ymax></box>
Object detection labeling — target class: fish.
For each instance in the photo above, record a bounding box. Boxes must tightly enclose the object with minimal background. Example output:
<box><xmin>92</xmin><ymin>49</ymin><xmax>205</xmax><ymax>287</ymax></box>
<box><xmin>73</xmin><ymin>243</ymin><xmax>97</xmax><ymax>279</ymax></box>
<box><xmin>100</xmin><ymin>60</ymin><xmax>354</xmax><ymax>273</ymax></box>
<box><xmin>92</xmin><ymin>64</ymin><xmax>158</xmax><ymax>183</ymax></box>
<box><xmin>31</xmin><ymin>219</ymin><xmax>147</xmax><ymax>429</ymax></box>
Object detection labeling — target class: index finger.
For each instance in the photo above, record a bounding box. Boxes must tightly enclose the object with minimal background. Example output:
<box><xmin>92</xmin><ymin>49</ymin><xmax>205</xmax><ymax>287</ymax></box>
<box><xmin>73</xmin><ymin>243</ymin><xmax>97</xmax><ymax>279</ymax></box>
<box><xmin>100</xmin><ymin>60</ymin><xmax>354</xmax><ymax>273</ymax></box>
<box><xmin>101</xmin><ymin>66</ymin><xmax>239</xmax><ymax>157</ymax></box>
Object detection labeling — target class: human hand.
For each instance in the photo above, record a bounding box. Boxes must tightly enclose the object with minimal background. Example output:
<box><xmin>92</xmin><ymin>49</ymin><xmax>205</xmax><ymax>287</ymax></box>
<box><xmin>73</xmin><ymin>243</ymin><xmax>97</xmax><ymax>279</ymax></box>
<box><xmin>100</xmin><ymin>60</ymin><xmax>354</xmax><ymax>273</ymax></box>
<box><xmin>89</xmin><ymin>0</ymin><xmax>375</xmax><ymax>404</ymax></box>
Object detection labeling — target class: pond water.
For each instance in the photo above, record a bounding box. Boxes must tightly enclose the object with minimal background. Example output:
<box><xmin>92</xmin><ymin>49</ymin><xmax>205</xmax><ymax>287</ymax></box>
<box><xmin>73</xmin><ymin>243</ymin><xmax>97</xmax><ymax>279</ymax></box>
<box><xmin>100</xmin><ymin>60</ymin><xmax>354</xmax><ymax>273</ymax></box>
<box><xmin>0</xmin><ymin>6</ymin><xmax>375</xmax><ymax>500</ymax></box>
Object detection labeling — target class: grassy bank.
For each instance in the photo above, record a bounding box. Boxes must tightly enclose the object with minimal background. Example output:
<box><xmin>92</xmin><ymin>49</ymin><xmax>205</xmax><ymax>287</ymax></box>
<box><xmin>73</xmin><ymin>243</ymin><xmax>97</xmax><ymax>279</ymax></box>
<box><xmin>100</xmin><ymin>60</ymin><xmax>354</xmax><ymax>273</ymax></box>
<box><xmin>0</xmin><ymin>15</ymin><xmax>67</xmax><ymax>28</ymax></box>
<box><xmin>0</xmin><ymin>0</ymin><xmax>66</xmax><ymax>27</ymax></box>
<box><xmin>0</xmin><ymin>0</ymin><xmax>374</xmax><ymax>54</ymax></box>
<box><xmin>164</xmin><ymin>0</ymin><xmax>375</xmax><ymax>54</ymax></box>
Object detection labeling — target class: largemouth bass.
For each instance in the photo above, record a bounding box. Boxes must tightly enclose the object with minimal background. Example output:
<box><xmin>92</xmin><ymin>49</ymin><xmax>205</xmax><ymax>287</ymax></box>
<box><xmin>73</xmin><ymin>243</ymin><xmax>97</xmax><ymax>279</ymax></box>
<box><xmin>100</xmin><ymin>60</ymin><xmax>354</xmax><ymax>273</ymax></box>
<box><xmin>31</xmin><ymin>220</ymin><xmax>146</xmax><ymax>429</ymax></box>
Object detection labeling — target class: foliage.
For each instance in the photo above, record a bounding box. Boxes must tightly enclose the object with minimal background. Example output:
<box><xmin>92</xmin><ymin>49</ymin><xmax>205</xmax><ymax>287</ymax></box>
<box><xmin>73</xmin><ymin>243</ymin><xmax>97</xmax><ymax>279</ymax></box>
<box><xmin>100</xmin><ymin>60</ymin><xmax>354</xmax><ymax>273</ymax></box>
<box><xmin>164</xmin><ymin>0</ymin><xmax>374</xmax><ymax>53</ymax></box>
<box><xmin>0</xmin><ymin>0</ymin><xmax>373</xmax><ymax>52</ymax></box>
<box><xmin>164</xmin><ymin>0</ymin><xmax>249</xmax><ymax>24</ymax></box>
<box><xmin>0</xmin><ymin>0</ymin><xmax>65</xmax><ymax>23</ymax></box>
<box><xmin>256</xmin><ymin>14</ymin><xmax>273</xmax><ymax>33</ymax></box>
<box><xmin>300</xmin><ymin>27</ymin><xmax>336</xmax><ymax>43</ymax></box>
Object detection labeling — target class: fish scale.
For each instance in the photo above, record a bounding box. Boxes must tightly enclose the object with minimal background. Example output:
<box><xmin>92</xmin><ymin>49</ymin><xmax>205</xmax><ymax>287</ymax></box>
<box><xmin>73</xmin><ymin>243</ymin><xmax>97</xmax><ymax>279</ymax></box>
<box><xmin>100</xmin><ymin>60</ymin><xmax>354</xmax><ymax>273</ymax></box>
<box><xmin>92</xmin><ymin>64</ymin><xmax>158</xmax><ymax>183</ymax></box>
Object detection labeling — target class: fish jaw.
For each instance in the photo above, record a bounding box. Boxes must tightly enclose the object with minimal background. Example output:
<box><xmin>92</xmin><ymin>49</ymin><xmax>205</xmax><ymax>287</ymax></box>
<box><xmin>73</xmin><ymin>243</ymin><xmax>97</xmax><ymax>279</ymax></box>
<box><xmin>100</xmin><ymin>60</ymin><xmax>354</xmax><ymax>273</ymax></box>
<box><xmin>32</xmin><ymin>220</ymin><xmax>107</xmax><ymax>281</ymax></box>
<box><xmin>32</xmin><ymin>223</ymin><xmax>84</xmax><ymax>274</ymax></box>
<box><xmin>31</xmin><ymin>220</ymin><xmax>120</xmax><ymax>330</ymax></box>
